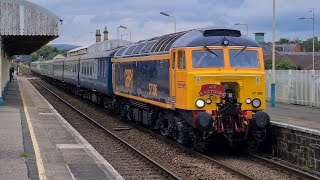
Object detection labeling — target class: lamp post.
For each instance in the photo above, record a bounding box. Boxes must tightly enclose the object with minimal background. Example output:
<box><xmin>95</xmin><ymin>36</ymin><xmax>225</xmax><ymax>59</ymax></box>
<box><xmin>234</xmin><ymin>23</ymin><xmax>248</xmax><ymax>36</ymax></box>
<box><xmin>121</xmin><ymin>34</ymin><xmax>128</xmax><ymax>40</ymax></box>
<box><xmin>117</xmin><ymin>25</ymin><xmax>127</xmax><ymax>40</ymax></box>
<box><xmin>299</xmin><ymin>9</ymin><xmax>315</xmax><ymax>70</ymax></box>
<box><xmin>160</xmin><ymin>11</ymin><xmax>176</xmax><ymax>33</ymax></box>
<box><xmin>271</xmin><ymin>0</ymin><xmax>276</xmax><ymax>107</ymax></box>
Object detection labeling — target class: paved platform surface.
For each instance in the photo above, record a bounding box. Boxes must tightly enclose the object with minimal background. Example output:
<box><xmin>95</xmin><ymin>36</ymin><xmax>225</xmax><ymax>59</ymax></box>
<box><xmin>0</xmin><ymin>77</ymin><xmax>123</xmax><ymax>180</ymax></box>
<box><xmin>265</xmin><ymin>103</ymin><xmax>320</xmax><ymax>135</ymax></box>
<box><xmin>0</xmin><ymin>80</ymin><xmax>29</xmax><ymax>180</ymax></box>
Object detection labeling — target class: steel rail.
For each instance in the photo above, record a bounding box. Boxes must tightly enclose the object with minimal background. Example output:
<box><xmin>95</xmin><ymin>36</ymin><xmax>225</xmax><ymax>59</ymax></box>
<box><xmin>27</xmin><ymin>74</ymin><xmax>255</xmax><ymax>180</ymax></box>
<box><xmin>126</xmin><ymin>121</ymin><xmax>256</xmax><ymax>180</ymax></box>
<box><xmin>250</xmin><ymin>153</ymin><xmax>320</xmax><ymax>180</ymax></box>
<box><xmin>33</xmin><ymin>79</ymin><xmax>182</xmax><ymax>180</ymax></box>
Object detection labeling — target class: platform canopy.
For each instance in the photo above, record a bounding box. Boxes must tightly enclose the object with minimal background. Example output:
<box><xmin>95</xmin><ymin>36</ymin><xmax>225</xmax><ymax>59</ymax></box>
<box><xmin>0</xmin><ymin>0</ymin><xmax>60</xmax><ymax>56</ymax></box>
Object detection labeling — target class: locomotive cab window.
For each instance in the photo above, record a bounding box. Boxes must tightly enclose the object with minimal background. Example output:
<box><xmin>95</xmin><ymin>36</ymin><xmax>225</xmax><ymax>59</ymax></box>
<box><xmin>192</xmin><ymin>50</ymin><xmax>224</xmax><ymax>68</ymax></box>
<box><xmin>178</xmin><ymin>51</ymin><xmax>186</xmax><ymax>69</ymax></box>
<box><xmin>171</xmin><ymin>52</ymin><xmax>176</xmax><ymax>69</ymax></box>
<box><xmin>229</xmin><ymin>50</ymin><xmax>260</xmax><ymax>68</ymax></box>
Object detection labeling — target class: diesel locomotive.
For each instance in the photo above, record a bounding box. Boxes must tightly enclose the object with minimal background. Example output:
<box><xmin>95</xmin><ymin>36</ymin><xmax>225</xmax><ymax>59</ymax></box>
<box><xmin>31</xmin><ymin>27</ymin><xmax>270</xmax><ymax>150</ymax></box>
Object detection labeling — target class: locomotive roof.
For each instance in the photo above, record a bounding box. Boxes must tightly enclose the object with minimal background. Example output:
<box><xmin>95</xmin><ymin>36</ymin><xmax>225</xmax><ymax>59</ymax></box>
<box><xmin>114</xmin><ymin>27</ymin><xmax>261</xmax><ymax>58</ymax></box>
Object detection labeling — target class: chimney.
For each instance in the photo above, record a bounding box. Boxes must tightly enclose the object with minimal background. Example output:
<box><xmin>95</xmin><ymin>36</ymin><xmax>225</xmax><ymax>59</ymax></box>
<box><xmin>103</xmin><ymin>26</ymin><xmax>109</xmax><ymax>41</ymax></box>
<box><xmin>95</xmin><ymin>29</ymin><xmax>101</xmax><ymax>43</ymax></box>
<box><xmin>254</xmin><ymin>32</ymin><xmax>265</xmax><ymax>43</ymax></box>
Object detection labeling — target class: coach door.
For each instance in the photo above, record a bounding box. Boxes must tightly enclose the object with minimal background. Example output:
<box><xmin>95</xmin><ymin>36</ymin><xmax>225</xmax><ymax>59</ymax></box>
<box><xmin>175</xmin><ymin>50</ymin><xmax>187</xmax><ymax>109</ymax></box>
<box><xmin>77</xmin><ymin>58</ymin><xmax>80</xmax><ymax>86</ymax></box>
<box><xmin>170</xmin><ymin>50</ymin><xmax>177</xmax><ymax>110</ymax></box>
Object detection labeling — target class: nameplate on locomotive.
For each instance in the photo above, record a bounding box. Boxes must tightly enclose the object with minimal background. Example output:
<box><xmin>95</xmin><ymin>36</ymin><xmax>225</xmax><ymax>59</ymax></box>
<box><xmin>199</xmin><ymin>84</ymin><xmax>226</xmax><ymax>98</ymax></box>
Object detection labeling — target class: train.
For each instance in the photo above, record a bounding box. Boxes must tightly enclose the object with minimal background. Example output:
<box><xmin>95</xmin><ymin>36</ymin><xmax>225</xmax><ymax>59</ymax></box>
<box><xmin>31</xmin><ymin>27</ymin><xmax>270</xmax><ymax>151</ymax></box>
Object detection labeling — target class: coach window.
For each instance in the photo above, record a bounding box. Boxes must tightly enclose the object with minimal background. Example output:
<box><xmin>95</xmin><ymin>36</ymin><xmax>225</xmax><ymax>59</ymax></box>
<box><xmin>103</xmin><ymin>61</ymin><xmax>105</xmax><ymax>77</ymax></box>
<box><xmin>86</xmin><ymin>63</ymin><xmax>89</xmax><ymax>75</ymax></box>
<box><xmin>83</xmin><ymin>62</ymin><xmax>85</xmax><ymax>75</ymax></box>
<box><xmin>84</xmin><ymin>63</ymin><xmax>87</xmax><ymax>75</ymax></box>
<box><xmin>178</xmin><ymin>50</ymin><xmax>186</xmax><ymax>70</ymax></box>
<box><xmin>82</xmin><ymin>63</ymin><xmax>84</xmax><ymax>75</ymax></box>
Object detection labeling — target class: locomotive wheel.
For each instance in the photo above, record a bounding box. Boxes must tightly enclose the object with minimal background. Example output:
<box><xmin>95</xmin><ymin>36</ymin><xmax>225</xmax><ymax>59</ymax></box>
<box><xmin>172</xmin><ymin>128</ymin><xmax>182</xmax><ymax>144</ymax></box>
<box><xmin>191</xmin><ymin>130</ymin><xmax>208</xmax><ymax>152</ymax></box>
<box><xmin>171</xmin><ymin>117</ymin><xmax>190</xmax><ymax>145</ymax></box>
<box><xmin>246</xmin><ymin>139</ymin><xmax>260</xmax><ymax>151</ymax></box>
<box><xmin>160</xmin><ymin>118</ymin><xmax>171</xmax><ymax>136</ymax></box>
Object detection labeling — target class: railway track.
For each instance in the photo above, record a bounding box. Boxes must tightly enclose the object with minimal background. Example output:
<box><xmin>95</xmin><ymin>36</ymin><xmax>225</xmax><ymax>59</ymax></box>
<box><xmin>32</xmin><ymin>79</ymin><xmax>181</xmax><ymax>180</ymax></box>
<box><xmin>31</xmin><ymin>78</ymin><xmax>253</xmax><ymax>179</ymax></box>
<box><xmin>251</xmin><ymin>154</ymin><xmax>320</xmax><ymax>180</ymax></box>
<box><xmin>22</xmin><ymin>67</ymin><xmax>319</xmax><ymax>179</ymax></box>
<box><xmin>128</xmin><ymin>118</ymin><xmax>320</xmax><ymax>180</ymax></box>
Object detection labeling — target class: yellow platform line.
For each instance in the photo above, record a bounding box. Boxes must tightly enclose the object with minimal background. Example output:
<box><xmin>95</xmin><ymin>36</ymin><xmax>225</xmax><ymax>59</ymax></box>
<box><xmin>18</xmin><ymin>79</ymin><xmax>47</xmax><ymax>180</ymax></box>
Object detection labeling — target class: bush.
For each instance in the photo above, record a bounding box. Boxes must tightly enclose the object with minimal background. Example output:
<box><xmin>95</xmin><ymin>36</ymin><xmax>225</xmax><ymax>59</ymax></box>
<box><xmin>264</xmin><ymin>58</ymin><xmax>297</xmax><ymax>70</ymax></box>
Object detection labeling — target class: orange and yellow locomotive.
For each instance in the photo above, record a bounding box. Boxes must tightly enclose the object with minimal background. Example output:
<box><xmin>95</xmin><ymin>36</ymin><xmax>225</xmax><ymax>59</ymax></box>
<box><xmin>31</xmin><ymin>27</ymin><xmax>270</xmax><ymax>150</ymax></box>
<box><xmin>112</xmin><ymin>28</ymin><xmax>270</xmax><ymax>149</ymax></box>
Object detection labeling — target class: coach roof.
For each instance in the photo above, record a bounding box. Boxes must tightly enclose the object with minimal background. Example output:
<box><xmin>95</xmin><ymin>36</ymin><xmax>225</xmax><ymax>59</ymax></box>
<box><xmin>114</xmin><ymin>27</ymin><xmax>261</xmax><ymax>58</ymax></box>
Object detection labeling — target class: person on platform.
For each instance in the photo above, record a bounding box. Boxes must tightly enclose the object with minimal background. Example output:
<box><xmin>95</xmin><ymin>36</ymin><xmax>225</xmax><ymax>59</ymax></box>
<box><xmin>9</xmin><ymin>67</ymin><xmax>14</xmax><ymax>82</ymax></box>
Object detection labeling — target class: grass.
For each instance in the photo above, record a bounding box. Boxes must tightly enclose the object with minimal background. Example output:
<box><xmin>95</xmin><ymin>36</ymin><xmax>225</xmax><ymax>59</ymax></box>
<box><xmin>20</xmin><ymin>152</ymin><xmax>28</xmax><ymax>158</ymax></box>
<box><xmin>303</xmin><ymin>161</ymin><xmax>314</xmax><ymax>170</ymax></box>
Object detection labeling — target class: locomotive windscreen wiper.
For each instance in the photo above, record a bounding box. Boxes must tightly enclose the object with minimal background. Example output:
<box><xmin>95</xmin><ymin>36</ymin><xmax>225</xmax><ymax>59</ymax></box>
<box><xmin>204</xmin><ymin>46</ymin><xmax>219</xmax><ymax>57</ymax></box>
<box><xmin>233</xmin><ymin>46</ymin><xmax>247</xmax><ymax>58</ymax></box>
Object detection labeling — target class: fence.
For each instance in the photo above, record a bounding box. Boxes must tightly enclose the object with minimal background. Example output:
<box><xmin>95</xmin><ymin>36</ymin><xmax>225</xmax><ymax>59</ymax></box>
<box><xmin>265</xmin><ymin>70</ymin><xmax>320</xmax><ymax>107</ymax></box>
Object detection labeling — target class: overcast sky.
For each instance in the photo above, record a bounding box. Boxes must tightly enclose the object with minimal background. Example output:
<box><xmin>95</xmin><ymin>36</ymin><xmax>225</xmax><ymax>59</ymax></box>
<box><xmin>28</xmin><ymin>0</ymin><xmax>319</xmax><ymax>46</ymax></box>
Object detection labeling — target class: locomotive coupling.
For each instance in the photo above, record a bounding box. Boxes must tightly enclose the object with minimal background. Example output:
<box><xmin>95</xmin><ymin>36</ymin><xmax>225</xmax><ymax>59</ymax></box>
<box><xmin>251</xmin><ymin>111</ymin><xmax>270</xmax><ymax>130</ymax></box>
<box><xmin>195</xmin><ymin>112</ymin><xmax>213</xmax><ymax>132</ymax></box>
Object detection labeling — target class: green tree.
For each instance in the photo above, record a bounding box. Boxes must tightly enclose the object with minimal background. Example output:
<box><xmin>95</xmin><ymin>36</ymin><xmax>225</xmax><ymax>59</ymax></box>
<box><xmin>277</xmin><ymin>38</ymin><xmax>290</xmax><ymax>44</ymax></box>
<box><xmin>30</xmin><ymin>45</ymin><xmax>60</xmax><ymax>61</ymax></box>
<box><xmin>275</xmin><ymin>59</ymin><xmax>297</xmax><ymax>70</ymax></box>
<box><xmin>264</xmin><ymin>58</ymin><xmax>297</xmax><ymax>70</ymax></box>
<box><xmin>264</xmin><ymin>60</ymin><xmax>272</xmax><ymax>70</ymax></box>
<box><xmin>301</xmin><ymin>37</ymin><xmax>320</xmax><ymax>52</ymax></box>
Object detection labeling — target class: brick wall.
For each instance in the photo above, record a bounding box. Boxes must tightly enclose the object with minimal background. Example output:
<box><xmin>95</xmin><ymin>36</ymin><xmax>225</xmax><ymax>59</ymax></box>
<box><xmin>269</xmin><ymin>125</ymin><xmax>320</xmax><ymax>171</ymax></box>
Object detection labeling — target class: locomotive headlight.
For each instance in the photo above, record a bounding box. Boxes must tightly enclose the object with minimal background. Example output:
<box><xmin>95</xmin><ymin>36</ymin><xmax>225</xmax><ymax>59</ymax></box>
<box><xmin>222</xmin><ymin>39</ymin><xmax>229</xmax><ymax>46</ymax></box>
<box><xmin>196</xmin><ymin>99</ymin><xmax>205</xmax><ymax>108</ymax></box>
<box><xmin>252</xmin><ymin>98</ymin><xmax>261</xmax><ymax>108</ymax></box>
<box><xmin>206</xmin><ymin>98</ymin><xmax>212</xmax><ymax>104</ymax></box>
<box><xmin>246</xmin><ymin>98</ymin><xmax>251</xmax><ymax>104</ymax></box>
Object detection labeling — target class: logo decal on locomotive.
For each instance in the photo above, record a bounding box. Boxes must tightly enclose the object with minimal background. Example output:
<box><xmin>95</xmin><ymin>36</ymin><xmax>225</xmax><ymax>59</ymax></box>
<box><xmin>149</xmin><ymin>83</ymin><xmax>158</xmax><ymax>96</ymax></box>
<box><xmin>199</xmin><ymin>84</ymin><xmax>226</xmax><ymax>98</ymax></box>
<box><xmin>177</xmin><ymin>81</ymin><xmax>186</xmax><ymax>88</ymax></box>
<box><xmin>124</xmin><ymin>69</ymin><xmax>133</xmax><ymax>88</ymax></box>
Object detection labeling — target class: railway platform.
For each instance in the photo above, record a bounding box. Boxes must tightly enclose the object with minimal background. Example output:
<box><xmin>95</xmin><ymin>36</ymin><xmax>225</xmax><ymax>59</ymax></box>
<box><xmin>265</xmin><ymin>103</ymin><xmax>320</xmax><ymax>134</ymax></box>
<box><xmin>0</xmin><ymin>77</ymin><xmax>123</xmax><ymax>180</ymax></box>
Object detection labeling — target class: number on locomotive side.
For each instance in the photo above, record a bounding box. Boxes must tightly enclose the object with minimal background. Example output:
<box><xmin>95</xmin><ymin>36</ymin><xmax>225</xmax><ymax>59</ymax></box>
<box><xmin>252</xmin><ymin>92</ymin><xmax>263</xmax><ymax>95</ymax></box>
<box><xmin>149</xmin><ymin>83</ymin><xmax>158</xmax><ymax>96</ymax></box>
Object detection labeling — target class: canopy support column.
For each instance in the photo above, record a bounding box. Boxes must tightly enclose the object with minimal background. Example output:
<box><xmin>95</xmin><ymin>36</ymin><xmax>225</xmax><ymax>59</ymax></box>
<box><xmin>0</xmin><ymin>36</ymin><xmax>3</xmax><ymax>106</ymax></box>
